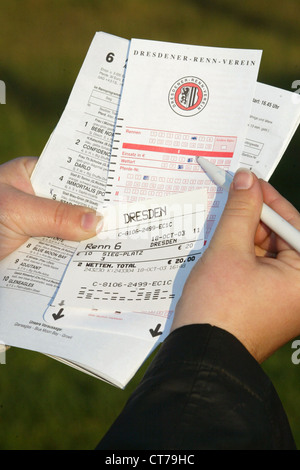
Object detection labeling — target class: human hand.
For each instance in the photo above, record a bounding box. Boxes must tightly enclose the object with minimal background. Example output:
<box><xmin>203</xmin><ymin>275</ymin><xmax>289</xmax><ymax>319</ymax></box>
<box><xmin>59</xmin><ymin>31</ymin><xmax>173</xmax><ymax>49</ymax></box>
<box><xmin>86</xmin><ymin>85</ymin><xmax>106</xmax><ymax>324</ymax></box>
<box><xmin>0</xmin><ymin>157</ymin><xmax>102</xmax><ymax>260</ymax></box>
<box><xmin>172</xmin><ymin>169</ymin><xmax>300</xmax><ymax>363</ymax></box>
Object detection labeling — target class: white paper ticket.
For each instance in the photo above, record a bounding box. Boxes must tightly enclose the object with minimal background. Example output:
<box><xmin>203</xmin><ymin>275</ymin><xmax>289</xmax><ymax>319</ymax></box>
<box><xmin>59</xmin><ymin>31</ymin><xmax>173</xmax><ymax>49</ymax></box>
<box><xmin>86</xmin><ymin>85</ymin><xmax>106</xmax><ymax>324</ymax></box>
<box><xmin>46</xmin><ymin>189</ymin><xmax>207</xmax><ymax>319</ymax></box>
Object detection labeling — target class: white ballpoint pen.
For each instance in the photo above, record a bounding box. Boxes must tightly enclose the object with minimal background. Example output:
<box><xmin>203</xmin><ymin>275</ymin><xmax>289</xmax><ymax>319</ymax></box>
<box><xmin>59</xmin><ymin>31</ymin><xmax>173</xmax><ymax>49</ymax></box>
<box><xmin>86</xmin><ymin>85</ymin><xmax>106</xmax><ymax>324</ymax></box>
<box><xmin>196</xmin><ymin>156</ymin><xmax>300</xmax><ymax>253</ymax></box>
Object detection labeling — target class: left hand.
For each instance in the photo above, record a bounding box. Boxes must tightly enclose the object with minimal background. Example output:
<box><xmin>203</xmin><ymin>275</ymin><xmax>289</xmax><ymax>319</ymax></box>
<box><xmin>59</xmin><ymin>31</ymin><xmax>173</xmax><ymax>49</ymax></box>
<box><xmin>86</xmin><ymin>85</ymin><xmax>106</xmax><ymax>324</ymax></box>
<box><xmin>0</xmin><ymin>157</ymin><xmax>102</xmax><ymax>260</ymax></box>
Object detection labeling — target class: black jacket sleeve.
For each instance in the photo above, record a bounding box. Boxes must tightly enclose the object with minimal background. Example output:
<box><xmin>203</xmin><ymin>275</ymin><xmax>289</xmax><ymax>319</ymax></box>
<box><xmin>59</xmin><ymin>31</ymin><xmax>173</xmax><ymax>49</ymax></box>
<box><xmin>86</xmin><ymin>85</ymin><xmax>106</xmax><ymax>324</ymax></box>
<box><xmin>96</xmin><ymin>324</ymin><xmax>296</xmax><ymax>450</ymax></box>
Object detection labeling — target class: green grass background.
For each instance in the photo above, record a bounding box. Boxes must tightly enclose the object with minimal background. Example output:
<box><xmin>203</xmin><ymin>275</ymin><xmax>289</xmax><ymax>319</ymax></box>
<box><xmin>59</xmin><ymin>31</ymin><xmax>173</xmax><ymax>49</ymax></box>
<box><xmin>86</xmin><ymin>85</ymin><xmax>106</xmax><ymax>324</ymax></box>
<box><xmin>0</xmin><ymin>0</ymin><xmax>300</xmax><ymax>449</ymax></box>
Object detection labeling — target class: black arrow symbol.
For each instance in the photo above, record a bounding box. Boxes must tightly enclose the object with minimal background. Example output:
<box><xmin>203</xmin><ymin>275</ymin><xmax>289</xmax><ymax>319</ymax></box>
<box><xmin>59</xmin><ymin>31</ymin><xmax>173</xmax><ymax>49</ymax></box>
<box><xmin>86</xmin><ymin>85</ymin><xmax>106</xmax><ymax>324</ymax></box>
<box><xmin>52</xmin><ymin>308</ymin><xmax>65</xmax><ymax>321</ymax></box>
<box><xmin>149</xmin><ymin>323</ymin><xmax>163</xmax><ymax>337</ymax></box>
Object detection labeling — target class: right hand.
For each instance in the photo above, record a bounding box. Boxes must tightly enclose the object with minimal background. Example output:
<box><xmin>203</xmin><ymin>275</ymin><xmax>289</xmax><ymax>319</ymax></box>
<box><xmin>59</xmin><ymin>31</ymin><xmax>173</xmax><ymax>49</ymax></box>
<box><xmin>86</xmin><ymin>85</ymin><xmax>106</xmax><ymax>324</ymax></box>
<box><xmin>172</xmin><ymin>169</ymin><xmax>300</xmax><ymax>363</ymax></box>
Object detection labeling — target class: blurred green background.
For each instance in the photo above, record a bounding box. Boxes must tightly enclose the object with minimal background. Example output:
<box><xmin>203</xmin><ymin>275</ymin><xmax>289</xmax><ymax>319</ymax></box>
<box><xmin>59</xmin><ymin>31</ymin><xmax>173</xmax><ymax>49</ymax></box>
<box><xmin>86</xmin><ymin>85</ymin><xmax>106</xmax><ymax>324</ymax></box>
<box><xmin>0</xmin><ymin>0</ymin><xmax>299</xmax><ymax>450</ymax></box>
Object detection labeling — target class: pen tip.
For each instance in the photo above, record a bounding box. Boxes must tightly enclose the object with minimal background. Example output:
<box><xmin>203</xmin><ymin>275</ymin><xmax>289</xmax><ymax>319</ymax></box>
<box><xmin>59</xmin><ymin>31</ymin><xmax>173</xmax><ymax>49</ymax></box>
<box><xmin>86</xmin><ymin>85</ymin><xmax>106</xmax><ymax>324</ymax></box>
<box><xmin>196</xmin><ymin>156</ymin><xmax>205</xmax><ymax>168</ymax></box>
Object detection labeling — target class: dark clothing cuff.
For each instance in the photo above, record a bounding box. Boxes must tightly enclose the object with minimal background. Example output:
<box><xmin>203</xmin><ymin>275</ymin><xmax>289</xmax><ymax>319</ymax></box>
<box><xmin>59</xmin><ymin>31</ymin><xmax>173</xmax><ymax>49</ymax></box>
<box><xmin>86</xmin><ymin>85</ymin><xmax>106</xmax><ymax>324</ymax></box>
<box><xmin>97</xmin><ymin>324</ymin><xmax>296</xmax><ymax>450</ymax></box>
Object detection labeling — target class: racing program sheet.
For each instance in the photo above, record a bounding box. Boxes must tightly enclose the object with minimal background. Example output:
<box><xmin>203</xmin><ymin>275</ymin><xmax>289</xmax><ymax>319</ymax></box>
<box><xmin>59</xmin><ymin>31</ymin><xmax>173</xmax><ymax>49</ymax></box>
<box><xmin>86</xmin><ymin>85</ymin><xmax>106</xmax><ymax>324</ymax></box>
<box><xmin>31</xmin><ymin>32</ymin><xmax>129</xmax><ymax>210</ymax></box>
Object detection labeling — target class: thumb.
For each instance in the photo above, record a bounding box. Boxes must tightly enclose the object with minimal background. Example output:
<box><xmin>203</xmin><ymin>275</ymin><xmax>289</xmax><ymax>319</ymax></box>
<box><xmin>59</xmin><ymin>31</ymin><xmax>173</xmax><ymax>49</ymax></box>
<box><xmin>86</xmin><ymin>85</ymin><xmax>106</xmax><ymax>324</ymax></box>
<box><xmin>211</xmin><ymin>169</ymin><xmax>263</xmax><ymax>254</ymax></box>
<box><xmin>6</xmin><ymin>187</ymin><xmax>103</xmax><ymax>241</ymax></box>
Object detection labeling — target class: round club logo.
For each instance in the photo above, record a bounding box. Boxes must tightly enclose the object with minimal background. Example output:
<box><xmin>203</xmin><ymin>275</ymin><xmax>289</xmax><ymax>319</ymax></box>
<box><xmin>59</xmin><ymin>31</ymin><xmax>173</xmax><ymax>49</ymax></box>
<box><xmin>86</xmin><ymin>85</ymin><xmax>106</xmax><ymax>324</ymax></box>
<box><xmin>168</xmin><ymin>76</ymin><xmax>209</xmax><ymax>117</ymax></box>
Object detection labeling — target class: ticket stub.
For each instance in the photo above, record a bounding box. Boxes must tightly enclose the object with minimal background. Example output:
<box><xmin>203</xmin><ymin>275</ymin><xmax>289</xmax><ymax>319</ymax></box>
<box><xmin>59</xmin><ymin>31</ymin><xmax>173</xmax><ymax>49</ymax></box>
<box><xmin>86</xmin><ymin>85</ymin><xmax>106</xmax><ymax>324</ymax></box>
<box><xmin>49</xmin><ymin>189</ymin><xmax>207</xmax><ymax>315</ymax></box>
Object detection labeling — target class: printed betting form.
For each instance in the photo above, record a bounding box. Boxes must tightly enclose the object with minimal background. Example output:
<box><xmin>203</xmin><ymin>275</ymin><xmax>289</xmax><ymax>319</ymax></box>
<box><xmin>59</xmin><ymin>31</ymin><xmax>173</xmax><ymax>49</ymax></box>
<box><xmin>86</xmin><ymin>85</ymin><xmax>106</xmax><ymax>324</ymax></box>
<box><xmin>1</xmin><ymin>32</ymin><xmax>300</xmax><ymax>388</ymax></box>
<box><xmin>104</xmin><ymin>37</ymin><xmax>262</xmax><ymax>241</ymax></box>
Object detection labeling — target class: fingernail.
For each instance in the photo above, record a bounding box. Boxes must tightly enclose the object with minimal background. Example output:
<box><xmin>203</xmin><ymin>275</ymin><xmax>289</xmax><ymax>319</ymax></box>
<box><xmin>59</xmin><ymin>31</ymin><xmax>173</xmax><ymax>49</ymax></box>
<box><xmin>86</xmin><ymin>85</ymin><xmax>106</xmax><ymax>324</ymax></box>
<box><xmin>233</xmin><ymin>169</ymin><xmax>254</xmax><ymax>190</ymax></box>
<box><xmin>81</xmin><ymin>211</ymin><xmax>103</xmax><ymax>232</ymax></box>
